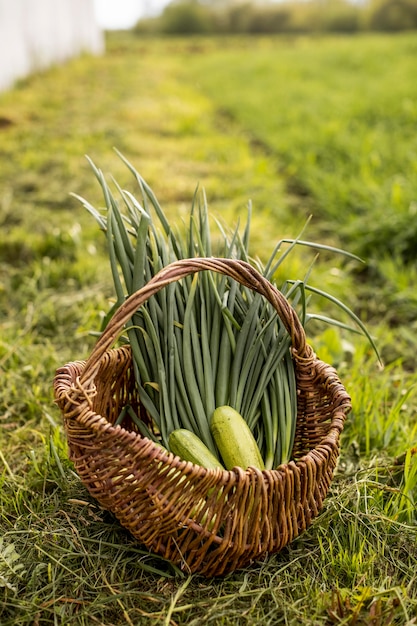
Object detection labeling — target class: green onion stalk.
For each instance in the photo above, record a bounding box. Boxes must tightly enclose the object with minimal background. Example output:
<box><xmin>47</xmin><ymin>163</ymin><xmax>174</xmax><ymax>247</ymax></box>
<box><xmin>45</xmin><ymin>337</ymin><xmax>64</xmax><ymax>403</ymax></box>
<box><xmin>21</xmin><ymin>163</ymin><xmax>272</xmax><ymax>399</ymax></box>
<box><xmin>74</xmin><ymin>151</ymin><xmax>379</xmax><ymax>468</ymax></box>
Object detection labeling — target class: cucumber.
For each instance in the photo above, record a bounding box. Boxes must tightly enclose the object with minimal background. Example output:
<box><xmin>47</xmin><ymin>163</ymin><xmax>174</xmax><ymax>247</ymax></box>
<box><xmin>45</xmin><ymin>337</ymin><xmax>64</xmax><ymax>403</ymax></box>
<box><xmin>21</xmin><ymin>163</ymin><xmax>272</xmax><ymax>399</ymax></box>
<box><xmin>210</xmin><ymin>406</ymin><xmax>265</xmax><ymax>471</ymax></box>
<box><xmin>168</xmin><ymin>428</ymin><xmax>225</xmax><ymax>470</ymax></box>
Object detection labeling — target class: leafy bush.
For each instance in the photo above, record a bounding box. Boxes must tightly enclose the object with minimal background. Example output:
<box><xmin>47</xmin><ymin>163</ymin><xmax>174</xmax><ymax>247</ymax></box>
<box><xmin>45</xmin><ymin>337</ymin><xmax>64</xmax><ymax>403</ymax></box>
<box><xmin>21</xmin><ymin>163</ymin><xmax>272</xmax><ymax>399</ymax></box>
<box><xmin>245</xmin><ymin>5</ymin><xmax>292</xmax><ymax>34</ymax></box>
<box><xmin>222</xmin><ymin>2</ymin><xmax>253</xmax><ymax>33</ymax></box>
<box><xmin>159</xmin><ymin>0</ymin><xmax>215</xmax><ymax>35</ymax></box>
<box><xmin>321</xmin><ymin>0</ymin><xmax>361</xmax><ymax>32</ymax></box>
<box><xmin>365</xmin><ymin>0</ymin><xmax>417</xmax><ymax>30</ymax></box>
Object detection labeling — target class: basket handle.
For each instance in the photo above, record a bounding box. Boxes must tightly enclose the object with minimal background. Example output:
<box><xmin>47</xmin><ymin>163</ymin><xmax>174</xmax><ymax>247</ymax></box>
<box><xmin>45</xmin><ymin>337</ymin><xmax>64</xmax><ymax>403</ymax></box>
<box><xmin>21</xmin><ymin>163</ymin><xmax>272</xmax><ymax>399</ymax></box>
<box><xmin>80</xmin><ymin>257</ymin><xmax>311</xmax><ymax>385</ymax></box>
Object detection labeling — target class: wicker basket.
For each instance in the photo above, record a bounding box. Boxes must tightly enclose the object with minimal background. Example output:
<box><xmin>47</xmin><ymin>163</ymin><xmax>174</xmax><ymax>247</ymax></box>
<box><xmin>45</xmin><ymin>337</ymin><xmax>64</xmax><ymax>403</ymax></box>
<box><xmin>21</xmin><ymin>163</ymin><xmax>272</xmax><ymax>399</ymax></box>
<box><xmin>54</xmin><ymin>257</ymin><xmax>351</xmax><ymax>577</ymax></box>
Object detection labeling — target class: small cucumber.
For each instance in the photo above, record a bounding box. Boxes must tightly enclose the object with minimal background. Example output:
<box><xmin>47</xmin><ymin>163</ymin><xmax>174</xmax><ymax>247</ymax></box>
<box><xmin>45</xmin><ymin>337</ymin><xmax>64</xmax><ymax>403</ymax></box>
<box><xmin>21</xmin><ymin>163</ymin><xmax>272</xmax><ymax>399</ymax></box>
<box><xmin>168</xmin><ymin>428</ymin><xmax>225</xmax><ymax>470</ymax></box>
<box><xmin>210</xmin><ymin>406</ymin><xmax>265</xmax><ymax>471</ymax></box>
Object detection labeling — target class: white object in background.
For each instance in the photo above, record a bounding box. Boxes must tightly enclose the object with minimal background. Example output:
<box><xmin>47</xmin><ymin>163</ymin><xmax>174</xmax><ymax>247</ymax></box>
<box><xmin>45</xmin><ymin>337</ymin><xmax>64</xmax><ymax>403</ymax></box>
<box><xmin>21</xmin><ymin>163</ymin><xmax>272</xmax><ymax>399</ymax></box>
<box><xmin>0</xmin><ymin>0</ymin><xmax>104</xmax><ymax>92</ymax></box>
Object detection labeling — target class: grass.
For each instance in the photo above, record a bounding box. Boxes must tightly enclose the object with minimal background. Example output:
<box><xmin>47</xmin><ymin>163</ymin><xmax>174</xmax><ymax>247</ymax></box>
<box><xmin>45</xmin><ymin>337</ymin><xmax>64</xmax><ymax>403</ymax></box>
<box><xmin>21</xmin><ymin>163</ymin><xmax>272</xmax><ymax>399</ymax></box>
<box><xmin>0</xmin><ymin>31</ymin><xmax>416</xmax><ymax>624</ymax></box>
<box><xmin>182</xmin><ymin>34</ymin><xmax>417</xmax><ymax>251</ymax></box>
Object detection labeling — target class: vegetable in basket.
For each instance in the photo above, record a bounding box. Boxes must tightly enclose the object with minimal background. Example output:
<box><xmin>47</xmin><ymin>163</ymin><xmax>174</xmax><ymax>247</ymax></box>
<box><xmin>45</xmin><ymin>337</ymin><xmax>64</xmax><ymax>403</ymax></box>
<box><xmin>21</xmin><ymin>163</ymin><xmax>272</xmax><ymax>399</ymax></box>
<box><xmin>169</xmin><ymin>428</ymin><xmax>225</xmax><ymax>470</ymax></box>
<box><xmin>75</xmin><ymin>152</ymin><xmax>378</xmax><ymax>471</ymax></box>
<box><xmin>211</xmin><ymin>406</ymin><xmax>265</xmax><ymax>471</ymax></box>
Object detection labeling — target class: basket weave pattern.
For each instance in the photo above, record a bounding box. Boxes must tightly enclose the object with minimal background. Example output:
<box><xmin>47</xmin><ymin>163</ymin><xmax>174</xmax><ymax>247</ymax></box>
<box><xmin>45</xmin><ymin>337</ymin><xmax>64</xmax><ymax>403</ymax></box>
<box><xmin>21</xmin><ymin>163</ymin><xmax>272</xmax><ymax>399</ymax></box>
<box><xmin>54</xmin><ymin>258</ymin><xmax>351</xmax><ymax>576</ymax></box>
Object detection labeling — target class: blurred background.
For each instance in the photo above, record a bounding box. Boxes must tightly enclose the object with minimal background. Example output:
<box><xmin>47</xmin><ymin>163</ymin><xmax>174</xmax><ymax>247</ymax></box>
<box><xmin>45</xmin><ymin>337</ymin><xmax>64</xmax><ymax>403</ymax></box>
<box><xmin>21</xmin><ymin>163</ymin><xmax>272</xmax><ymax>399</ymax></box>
<box><xmin>132</xmin><ymin>0</ymin><xmax>417</xmax><ymax>35</ymax></box>
<box><xmin>2</xmin><ymin>0</ymin><xmax>417</xmax><ymax>93</ymax></box>
<box><xmin>93</xmin><ymin>0</ymin><xmax>417</xmax><ymax>33</ymax></box>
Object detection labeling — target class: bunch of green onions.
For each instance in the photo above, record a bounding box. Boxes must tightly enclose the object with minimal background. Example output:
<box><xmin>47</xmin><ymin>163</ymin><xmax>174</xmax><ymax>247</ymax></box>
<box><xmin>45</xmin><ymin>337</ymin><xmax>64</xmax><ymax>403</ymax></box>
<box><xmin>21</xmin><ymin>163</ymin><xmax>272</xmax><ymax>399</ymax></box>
<box><xmin>75</xmin><ymin>152</ymin><xmax>377</xmax><ymax>469</ymax></box>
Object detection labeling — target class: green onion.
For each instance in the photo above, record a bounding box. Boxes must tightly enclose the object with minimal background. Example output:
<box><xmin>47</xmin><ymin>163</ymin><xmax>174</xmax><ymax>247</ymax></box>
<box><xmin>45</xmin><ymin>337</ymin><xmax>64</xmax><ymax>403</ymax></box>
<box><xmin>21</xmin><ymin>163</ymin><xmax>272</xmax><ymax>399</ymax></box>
<box><xmin>77</xmin><ymin>152</ymin><xmax>379</xmax><ymax>466</ymax></box>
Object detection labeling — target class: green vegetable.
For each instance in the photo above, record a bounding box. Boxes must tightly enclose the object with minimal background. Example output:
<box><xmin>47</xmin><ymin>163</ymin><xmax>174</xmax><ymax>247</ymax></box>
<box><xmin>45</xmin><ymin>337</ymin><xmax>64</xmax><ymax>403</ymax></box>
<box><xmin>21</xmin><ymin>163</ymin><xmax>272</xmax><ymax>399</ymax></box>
<box><xmin>169</xmin><ymin>428</ymin><xmax>225</xmax><ymax>470</ymax></box>
<box><xmin>210</xmin><ymin>406</ymin><xmax>265</xmax><ymax>471</ymax></box>
<box><xmin>77</xmin><ymin>152</ymin><xmax>378</xmax><ymax>469</ymax></box>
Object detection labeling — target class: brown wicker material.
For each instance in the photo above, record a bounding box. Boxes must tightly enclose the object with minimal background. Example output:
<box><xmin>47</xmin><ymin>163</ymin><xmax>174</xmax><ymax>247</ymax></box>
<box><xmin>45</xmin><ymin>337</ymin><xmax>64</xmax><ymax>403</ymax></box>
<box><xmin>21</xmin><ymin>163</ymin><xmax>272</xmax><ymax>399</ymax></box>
<box><xmin>54</xmin><ymin>257</ymin><xmax>351</xmax><ymax>576</ymax></box>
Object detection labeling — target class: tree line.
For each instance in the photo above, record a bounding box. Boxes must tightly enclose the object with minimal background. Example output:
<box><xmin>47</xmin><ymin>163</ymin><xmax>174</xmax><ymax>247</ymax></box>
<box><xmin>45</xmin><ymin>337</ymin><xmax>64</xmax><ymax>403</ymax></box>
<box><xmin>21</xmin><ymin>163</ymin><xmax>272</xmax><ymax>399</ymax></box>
<box><xmin>135</xmin><ymin>0</ymin><xmax>417</xmax><ymax>35</ymax></box>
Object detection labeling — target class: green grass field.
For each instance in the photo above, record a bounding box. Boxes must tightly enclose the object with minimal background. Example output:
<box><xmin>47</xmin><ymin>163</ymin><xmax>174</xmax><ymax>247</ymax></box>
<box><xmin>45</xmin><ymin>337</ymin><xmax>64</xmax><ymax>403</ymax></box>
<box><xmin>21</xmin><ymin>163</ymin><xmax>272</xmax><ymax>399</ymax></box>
<box><xmin>1</xmin><ymin>32</ymin><xmax>416</xmax><ymax>624</ymax></box>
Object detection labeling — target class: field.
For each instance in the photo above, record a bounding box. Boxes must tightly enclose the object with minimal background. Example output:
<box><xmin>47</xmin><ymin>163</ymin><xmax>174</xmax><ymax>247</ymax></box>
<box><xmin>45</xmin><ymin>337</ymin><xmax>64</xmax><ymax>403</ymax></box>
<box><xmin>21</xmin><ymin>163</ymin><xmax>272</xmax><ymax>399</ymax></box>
<box><xmin>0</xmin><ymin>32</ymin><xmax>416</xmax><ymax>624</ymax></box>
